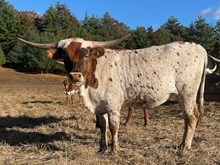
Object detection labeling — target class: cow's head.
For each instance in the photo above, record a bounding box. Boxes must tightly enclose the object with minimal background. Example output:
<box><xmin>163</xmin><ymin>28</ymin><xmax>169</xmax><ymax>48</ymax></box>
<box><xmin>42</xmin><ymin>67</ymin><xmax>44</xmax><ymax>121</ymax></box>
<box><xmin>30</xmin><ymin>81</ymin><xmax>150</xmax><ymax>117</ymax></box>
<box><xmin>18</xmin><ymin>34</ymin><xmax>130</xmax><ymax>88</ymax></box>
<box><xmin>68</xmin><ymin>46</ymin><xmax>105</xmax><ymax>89</ymax></box>
<box><xmin>63</xmin><ymin>79</ymin><xmax>78</xmax><ymax>96</ymax></box>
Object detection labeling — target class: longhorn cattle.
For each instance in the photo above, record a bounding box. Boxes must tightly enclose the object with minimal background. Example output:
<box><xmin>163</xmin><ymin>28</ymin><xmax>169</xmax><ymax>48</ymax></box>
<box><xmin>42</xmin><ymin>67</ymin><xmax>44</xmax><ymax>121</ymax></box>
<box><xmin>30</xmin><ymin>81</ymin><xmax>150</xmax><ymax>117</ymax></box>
<box><xmin>19</xmin><ymin>36</ymin><xmax>219</xmax><ymax>155</ymax></box>
<box><xmin>63</xmin><ymin>79</ymin><xmax>80</xmax><ymax>104</ymax></box>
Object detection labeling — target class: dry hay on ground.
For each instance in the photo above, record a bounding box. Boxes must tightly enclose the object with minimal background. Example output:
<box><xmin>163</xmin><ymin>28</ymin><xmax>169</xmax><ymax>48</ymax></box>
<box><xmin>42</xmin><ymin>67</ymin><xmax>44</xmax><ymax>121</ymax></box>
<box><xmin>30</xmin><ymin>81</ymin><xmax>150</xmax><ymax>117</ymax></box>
<box><xmin>0</xmin><ymin>67</ymin><xmax>219</xmax><ymax>165</ymax></box>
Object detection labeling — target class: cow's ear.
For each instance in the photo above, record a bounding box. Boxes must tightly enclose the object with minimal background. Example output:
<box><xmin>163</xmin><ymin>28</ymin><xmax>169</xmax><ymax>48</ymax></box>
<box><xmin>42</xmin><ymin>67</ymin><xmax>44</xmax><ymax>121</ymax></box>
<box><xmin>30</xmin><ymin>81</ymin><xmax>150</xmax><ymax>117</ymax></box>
<box><xmin>46</xmin><ymin>49</ymin><xmax>60</xmax><ymax>59</ymax></box>
<box><xmin>63</xmin><ymin>80</ymin><xmax>67</xmax><ymax>85</ymax></box>
<box><xmin>90</xmin><ymin>47</ymin><xmax>105</xmax><ymax>58</ymax></box>
<box><xmin>64</xmin><ymin>42</ymin><xmax>82</xmax><ymax>62</ymax></box>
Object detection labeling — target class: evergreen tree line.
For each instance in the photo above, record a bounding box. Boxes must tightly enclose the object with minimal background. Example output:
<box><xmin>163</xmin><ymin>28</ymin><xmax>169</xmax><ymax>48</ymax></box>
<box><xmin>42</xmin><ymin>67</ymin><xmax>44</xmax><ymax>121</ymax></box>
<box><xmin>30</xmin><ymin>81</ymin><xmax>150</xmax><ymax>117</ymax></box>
<box><xmin>0</xmin><ymin>0</ymin><xmax>220</xmax><ymax>73</ymax></box>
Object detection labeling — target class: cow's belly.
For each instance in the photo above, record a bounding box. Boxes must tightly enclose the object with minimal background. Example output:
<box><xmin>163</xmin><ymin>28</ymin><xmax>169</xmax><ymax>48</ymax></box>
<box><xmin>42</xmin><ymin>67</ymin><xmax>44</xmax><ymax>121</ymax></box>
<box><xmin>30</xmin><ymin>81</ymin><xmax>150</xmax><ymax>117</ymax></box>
<box><xmin>142</xmin><ymin>92</ymin><xmax>176</xmax><ymax>108</ymax></box>
<box><xmin>124</xmin><ymin>83</ymin><xmax>178</xmax><ymax>109</ymax></box>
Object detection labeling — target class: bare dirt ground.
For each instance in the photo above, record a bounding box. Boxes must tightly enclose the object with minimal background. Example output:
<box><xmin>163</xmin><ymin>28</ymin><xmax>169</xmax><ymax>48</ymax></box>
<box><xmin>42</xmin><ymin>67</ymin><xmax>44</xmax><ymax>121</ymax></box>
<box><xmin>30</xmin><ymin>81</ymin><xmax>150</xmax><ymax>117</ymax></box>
<box><xmin>0</xmin><ymin>67</ymin><xmax>219</xmax><ymax>165</ymax></box>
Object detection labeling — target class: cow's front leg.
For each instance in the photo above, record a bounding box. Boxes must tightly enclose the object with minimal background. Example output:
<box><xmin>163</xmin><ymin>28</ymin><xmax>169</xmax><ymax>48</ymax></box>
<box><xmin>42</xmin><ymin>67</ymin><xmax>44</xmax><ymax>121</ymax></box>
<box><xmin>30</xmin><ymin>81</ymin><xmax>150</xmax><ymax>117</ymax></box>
<box><xmin>98</xmin><ymin>114</ymin><xmax>108</xmax><ymax>152</ymax></box>
<box><xmin>179</xmin><ymin>102</ymin><xmax>200</xmax><ymax>155</ymax></box>
<box><xmin>108</xmin><ymin>110</ymin><xmax>120</xmax><ymax>154</ymax></box>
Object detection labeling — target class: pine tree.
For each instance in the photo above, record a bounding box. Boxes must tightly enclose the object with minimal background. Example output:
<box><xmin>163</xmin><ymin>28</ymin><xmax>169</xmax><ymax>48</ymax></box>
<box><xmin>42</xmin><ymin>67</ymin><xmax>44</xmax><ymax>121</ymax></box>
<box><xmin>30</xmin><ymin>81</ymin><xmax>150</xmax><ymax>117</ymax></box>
<box><xmin>7</xmin><ymin>31</ymin><xmax>58</xmax><ymax>72</ymax></box>
<box><xmin>212</xmin><ymin>20</ymin><xmax>220</xmax><ymax>56</ymax></box>
<box><xmin>152</xmin><ymin>28</ymin><xmax>171</xmax><ymax>45</ymax></box>
<box><xmin>186</xmin><ymin>17</ymin><xmax>215</xmax><ymax>53</ymax></box>
<box><xmin>161</xmin><ymin>16</ymin><xmax>186</xmax><ymax>41</ymax></box>
<box><xmin>126</xmin><ymin>27</ymin><xmax>150</xmax><ymax>49</ymax></box>
<box><xmin>0</xmin><ymin>46</ymin><xmax>6</xmax><ymax>66</ymax></box>
<box><xmin>42</xmin><ymin>2</ymin><xmax>79</xmax><ymax>39</ymax></box>
<box><xmin>0</xmin><ymin>0</ymin><xmax>19</xmax><ymax>55</ymax></box>
<box><xmin>16</xmin><ymin>11</ymin><xmax>40</xmax><ymax>36</ymax></box>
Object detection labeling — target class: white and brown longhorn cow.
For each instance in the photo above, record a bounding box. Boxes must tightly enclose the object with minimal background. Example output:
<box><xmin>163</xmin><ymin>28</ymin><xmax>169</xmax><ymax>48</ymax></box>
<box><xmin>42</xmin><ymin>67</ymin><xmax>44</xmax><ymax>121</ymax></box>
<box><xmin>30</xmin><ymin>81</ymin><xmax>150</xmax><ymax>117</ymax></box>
<box><xmin>63</xmin><ymin>79</ymin><xmax>81</xmax><ymax>104</ymax></box>
<box><xmin>18</xmin><ymin>35</ymin><xmax>219</xmax><ymax>155</ymax></box>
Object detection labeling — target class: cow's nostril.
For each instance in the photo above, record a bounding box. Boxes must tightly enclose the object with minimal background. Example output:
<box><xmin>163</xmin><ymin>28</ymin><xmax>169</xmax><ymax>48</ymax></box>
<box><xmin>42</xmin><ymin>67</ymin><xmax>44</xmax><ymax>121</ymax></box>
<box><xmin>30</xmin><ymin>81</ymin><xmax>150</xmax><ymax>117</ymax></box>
<box><xmin>77</xmin><ymin>74</ymin><xmax>81</xmax><ymax>78</ymax></box>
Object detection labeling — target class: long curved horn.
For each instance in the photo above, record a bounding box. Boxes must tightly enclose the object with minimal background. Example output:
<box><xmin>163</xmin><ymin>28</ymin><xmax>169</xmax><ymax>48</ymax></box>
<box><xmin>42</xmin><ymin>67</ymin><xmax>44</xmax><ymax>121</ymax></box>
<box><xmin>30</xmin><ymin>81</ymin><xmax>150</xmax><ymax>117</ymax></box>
<box><xmin>92</xmin><ymin>33</ymin><xmax>131</xmax><ymax>48</ymax></box>
<box><xmin>18</xmin><ymin>38</ymin><xmax>58</xmax><ymax>49</ymax></box>
<box><xmin>206</xmin><ymin>63</ymin><xmax>217</xmax><ymax>74</ymax></box>
<box><xmin>208</xmin><ymin>54</ymin><xmax>220</xmax><ymax>62</ymax></box>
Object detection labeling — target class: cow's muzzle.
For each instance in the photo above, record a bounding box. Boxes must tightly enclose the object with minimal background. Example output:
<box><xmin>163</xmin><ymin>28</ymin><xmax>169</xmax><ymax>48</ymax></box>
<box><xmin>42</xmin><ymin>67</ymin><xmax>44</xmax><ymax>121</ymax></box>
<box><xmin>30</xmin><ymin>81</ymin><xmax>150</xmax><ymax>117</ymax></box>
<box><xmin>66</xmin><ymin>90</ymin><xmax>76</xmax><ymax>96</ymax></box>
<box><xmin>68</xmin><ymin>72</ymin><xmax>84</xmax><ymax>86</ymax></box>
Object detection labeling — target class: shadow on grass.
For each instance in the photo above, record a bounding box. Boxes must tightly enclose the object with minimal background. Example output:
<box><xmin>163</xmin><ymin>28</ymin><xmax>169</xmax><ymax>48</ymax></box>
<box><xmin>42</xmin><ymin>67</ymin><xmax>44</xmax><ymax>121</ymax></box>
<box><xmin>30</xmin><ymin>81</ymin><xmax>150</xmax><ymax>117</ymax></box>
<box><xmin>22</xmin><ymin>100</ymin><xmax>55</xmax><ymax>104</ymax></box>
<box><xmin>22</xmin><ymin>100</ymin><xmax>64</xmax><ymax>105</ymax></box>
<box><xmin>0</xmin><ymin>116</ymin><xmax>63</xmax><ymax>128</ymax></box>
<box><xmin>0</xmin><ymin>115</ymin><xmax>78</xmax><ymax>146</ymax></box>
<box><xmin>0</xmin><ymin>129</ymin><xmax>70</xmax><ymax>145</ymax></box>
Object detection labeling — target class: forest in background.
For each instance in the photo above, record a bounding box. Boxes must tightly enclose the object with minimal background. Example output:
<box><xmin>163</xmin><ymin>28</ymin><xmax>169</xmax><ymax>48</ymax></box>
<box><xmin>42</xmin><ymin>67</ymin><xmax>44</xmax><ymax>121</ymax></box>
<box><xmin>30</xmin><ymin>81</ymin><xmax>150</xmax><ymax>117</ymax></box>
<box><xmin>0</xmin><ymin>0</ymin><xmax>220</xmax><ymax>73</ymax></box>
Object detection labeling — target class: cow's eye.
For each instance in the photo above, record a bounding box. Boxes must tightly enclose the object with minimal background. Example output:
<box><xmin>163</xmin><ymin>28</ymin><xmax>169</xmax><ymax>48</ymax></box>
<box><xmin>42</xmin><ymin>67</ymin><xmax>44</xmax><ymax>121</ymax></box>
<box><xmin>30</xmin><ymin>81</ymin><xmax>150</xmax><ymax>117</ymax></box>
<box><xmin>80</xmin><ymin>48</ymin><xmax>88</xmax><ymax>58</ymax></box>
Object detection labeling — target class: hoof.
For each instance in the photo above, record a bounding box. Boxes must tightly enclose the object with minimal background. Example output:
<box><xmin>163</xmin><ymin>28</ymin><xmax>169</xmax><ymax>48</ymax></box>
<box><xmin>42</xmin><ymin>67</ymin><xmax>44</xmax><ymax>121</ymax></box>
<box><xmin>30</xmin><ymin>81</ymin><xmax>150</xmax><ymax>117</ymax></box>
<box><xmin>177</xmin><ymin>148</ymin><xmax>189</xmax><ymax>156</ymax></box>
<box><xmin>123</xmin><ymin>120</ymin><xmax>129</xmax><ymax>126</ymax></box>
<box><xmin>177</xmin><ymin>144</ymin><xmax>189</xmax><ymax>156</ymax></box>
<box><xmin>111</xmin><ymin>144</ymin><xmax>120</xmax><ymax>155</ymax></box>
<box><xmin>98</xmin><ymin>146</ymin><xmax>108</xmax><ymax>153</ymax></box>
<box><xmin>110</xmin><ymin>151</ymin><xmax>118</xmax><ymax>156</ymax></box>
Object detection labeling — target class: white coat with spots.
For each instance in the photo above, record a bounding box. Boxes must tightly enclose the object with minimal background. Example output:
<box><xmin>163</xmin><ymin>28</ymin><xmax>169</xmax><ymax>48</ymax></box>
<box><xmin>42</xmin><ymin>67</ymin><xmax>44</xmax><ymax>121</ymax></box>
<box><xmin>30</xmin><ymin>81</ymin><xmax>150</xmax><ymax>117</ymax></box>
<box><xmin>18</xmin><ymin>36</ymin><xmax>209</xmax><ymax>155</ymax></box>
<box><xmin>69</xmin><ymin>42</ymin><xmax>207</xmax><ymax>155</ymax></box>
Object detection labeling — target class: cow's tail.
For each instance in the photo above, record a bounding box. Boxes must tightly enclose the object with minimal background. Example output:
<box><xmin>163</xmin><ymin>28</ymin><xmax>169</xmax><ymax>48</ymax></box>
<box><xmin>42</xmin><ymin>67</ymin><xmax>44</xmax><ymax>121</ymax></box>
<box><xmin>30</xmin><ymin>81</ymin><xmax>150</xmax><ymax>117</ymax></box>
<box><xmin>198</xmin><ymin>53</ymin><xmax>208</xmax><ymax>123</ymax></box>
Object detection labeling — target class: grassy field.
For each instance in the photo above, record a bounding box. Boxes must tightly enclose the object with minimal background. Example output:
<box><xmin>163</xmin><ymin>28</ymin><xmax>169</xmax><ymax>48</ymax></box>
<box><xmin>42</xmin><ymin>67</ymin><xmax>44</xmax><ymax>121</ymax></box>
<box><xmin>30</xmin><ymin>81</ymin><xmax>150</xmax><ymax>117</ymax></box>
<box><xmin>0</xmin><ymin>67</ymin><xmax>219</xmax><ymax>165</ymax></box>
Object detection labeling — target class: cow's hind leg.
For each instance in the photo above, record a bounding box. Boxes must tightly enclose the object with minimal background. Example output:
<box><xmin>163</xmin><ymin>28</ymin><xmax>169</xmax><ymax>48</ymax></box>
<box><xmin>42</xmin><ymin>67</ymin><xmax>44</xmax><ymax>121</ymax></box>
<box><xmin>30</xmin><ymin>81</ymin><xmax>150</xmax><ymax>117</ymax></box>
<box><xmin>108</xmin><ymin>111</ymin><xmax>120</xmax><ymax>154</ymax></box>
<box><xmin>98</xmin><ymin>114</ymin><xmax>108</xmax><ymax>152</ymax></box>
<box><xmin>95</xmin><ymin>115</ymin><xmax>100</xmax><ymax>128</ymax></box>
<box><xmin>143</xmin><ymin>108</ymin><xmax>149</xmax><ymax>126</ymax></box>
<box><xmin>178</xmin><ymin>98</ymin><xmax>200</xmax><ymax>155</ymax></box>
<box><xmin>124</xmin><ymin>107</ymin><xmax>134</xmax><ymax>126</ymax></box>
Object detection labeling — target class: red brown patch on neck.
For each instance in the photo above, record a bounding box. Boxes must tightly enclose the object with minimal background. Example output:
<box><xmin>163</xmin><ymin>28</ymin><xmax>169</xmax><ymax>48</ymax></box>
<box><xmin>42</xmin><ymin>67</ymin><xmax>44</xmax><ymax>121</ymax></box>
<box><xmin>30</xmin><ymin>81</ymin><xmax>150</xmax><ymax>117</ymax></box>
<box><xmin>83</xmin><ymin>47</ymin><xmax>105</xmax><ymax>89</ymax></box>
<box><xmin>85</xmin><ymin>58</ymin><xmax>99</xmax><ymax>89</ymax></box>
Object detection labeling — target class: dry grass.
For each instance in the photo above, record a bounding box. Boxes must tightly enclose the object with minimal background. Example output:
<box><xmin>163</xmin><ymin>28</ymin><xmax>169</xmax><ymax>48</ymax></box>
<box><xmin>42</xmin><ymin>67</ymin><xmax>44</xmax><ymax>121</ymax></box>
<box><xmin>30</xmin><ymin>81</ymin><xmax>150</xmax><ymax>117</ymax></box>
<box><xmin>0</xmin><ymin>67</ymin><xmax>219</xmax><ymax>165</ymax></box>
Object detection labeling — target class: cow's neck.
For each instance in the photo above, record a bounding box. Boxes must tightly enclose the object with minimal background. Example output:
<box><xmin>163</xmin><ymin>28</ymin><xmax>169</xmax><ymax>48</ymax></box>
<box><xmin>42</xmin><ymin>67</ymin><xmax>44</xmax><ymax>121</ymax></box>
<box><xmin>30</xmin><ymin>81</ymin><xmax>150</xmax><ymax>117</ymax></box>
<box><xmin>79</xmin><ymin>49</ymin><xmax>136</xmax><ymax>112</ymax></box>
<box><xmin>85</xmin><ymin>74</ymin><xmax>98</xmax><ymax>89</ymax></box>
<box><xmin>79</xmin><ymin>85</ymin><xmax>97</xmax><ymax>113</ymax></box>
